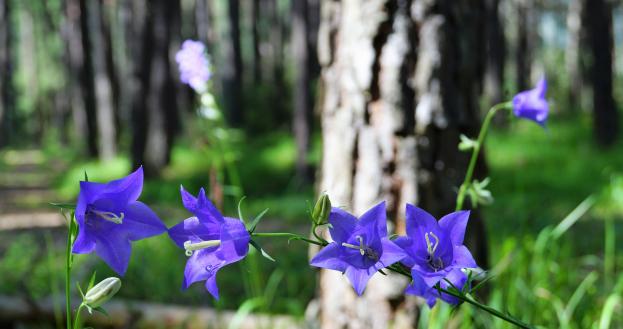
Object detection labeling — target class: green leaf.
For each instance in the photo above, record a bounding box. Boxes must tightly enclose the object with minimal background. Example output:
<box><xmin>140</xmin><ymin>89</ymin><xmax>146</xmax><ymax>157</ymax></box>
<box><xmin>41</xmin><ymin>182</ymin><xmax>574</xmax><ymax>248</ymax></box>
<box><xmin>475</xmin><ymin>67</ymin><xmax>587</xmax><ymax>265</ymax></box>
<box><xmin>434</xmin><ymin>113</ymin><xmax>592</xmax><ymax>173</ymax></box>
<box><xmin>249</xmin><ymin>240</ymin><xmax>275</xmax><ymax>262</ymax></box>
<box><xmin>49</xmin><ymin>202</ymin><xmax>76</xmax><ymax>210</ymax></box>
<box><xmin>87</xmin><ymin>271</ymin><xmax>97</xmax><ymax>290</ymax></box>
<box><xmin>93</xmin><ymin>306</ymin><xmax>109</xmax><ymax>317</ymax></box>
<box><xmin>247</xmin><ymin>208</ymin><xmax>269</xmax><ymax>233</ymax></box>
<box><xmin>237</xmin><ymin>196</ymin><xmax>247</xmax><ymax>223</ymax></box>
<box><xmin>84</xmin><ymin>171</ymin><xmax>89</xmax><ymax>182</ymax></box>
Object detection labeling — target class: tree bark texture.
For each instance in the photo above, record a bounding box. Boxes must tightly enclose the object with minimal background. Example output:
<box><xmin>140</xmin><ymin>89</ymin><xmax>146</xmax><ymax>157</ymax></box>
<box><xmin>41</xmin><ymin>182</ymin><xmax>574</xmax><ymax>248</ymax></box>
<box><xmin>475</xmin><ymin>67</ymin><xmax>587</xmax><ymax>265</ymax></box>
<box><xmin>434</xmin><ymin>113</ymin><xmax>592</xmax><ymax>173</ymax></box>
<box><xmin>484</xmin><ymin>0</ymin><xmax>505</xmax><ymax>105</ymax></box>
<box><xmin>0</xmin><ymin>0</ymin><xmax>14</xmax><ymax>147</ymax></box>
<box><xmin>78</xmin><ymin>0</ymin><xmax>99</xmax><ymax>157</ymax></box>
<box><xmin>292</xmin><ymin>0</ymin><xmax>312</xmax><ymax>182</ymax></box>
<box><xmin>565</xmin><ymin>0</ymin><xmax>585</xmax><ymax>111</ymax></box>
<box><xmin>223</xmin><ymin>0</ymin><xmax>244</xmax><ymax>126</ymax></box>
<box><xmin>85</xmin><ymin>0</ymin><xmax>117</xmax><ymax>160</ymax></box>
<box><xmin>515</xmin><ymin>0</ymin><xmax>532</xmax><ymax>91</ymax></box>
<box><xmin>315</xmin><ymin>1</ymin><xmax>488</xmax><ymax>328</ymax></box>
<box><xmin>584</xmin><ymin>0</ymin><xmax>618</xmax><ymax>146</ymax></box>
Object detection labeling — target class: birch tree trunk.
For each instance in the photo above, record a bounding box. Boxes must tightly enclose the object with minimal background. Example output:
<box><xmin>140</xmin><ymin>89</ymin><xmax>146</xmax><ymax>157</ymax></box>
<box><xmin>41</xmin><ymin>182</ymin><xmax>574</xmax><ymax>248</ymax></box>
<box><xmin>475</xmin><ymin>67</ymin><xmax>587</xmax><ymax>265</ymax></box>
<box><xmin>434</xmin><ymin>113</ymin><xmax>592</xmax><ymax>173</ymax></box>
<box><xmin>314</xmin><ymin>1</ymin><xmax>487</xmax><ymax>328</ymax></box>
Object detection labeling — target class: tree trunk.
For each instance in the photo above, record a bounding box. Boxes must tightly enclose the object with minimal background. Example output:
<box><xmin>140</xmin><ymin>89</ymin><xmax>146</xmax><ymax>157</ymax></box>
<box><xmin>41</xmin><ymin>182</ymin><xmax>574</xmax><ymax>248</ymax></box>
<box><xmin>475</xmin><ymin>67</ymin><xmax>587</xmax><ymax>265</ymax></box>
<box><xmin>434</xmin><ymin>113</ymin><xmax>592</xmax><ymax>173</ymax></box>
<box><xmin>484</xmin><ymin>0</ymin><xmax>505</xmax><ymax>105</ymax></box>
<box><xmin>515</xmin><ymin>0</ymin><xmax>532</xmax><ymax>91</ymax></box>
<box><xmin>314</xmin><ymin>0</ymin><xmax>487</xmax><ymax>328</ymax></box>
<box><xmin>292</xmin><ymin>0</ymin><xmax>311</xmax><ymax>182</ymax></box>
<box><xmin>85</xmin><ymin>0</ymin><xmax>117</xmax><ymax>160</ymax></box>
<box><xmin>78</xmin><ymin>0</ymin><xmax>99</xmax><ymax>157</ymax></box>
<box><xmin>585</xmin><ymin>0</ymin><xmax>618</xmax><ymax>146</ymax></box>
<box><xmin>252</xmin><ymin>0</ymin><xmax>261</xmax><ymax>84</ymax></box>
<box><xmin>223</xmin><ymin>0</ymin><xmax>243</xmax><ymax>126</ymax></box>
<box><xmin>195</xmin><ymin>0</ymin><xmax>214</xmax><ymax>49</ymax></box>
<box><xmin>133</xmin><ymin>0</ymin><xmax>180</xmax><ymax>175</ymax></box>
<box><xmin>565</xmin><ymin>0</ymin><xmax>584</xmax><ymax>111</ymax></box>
<box><xmin>0</xmin><ymin>0</ymin><xmax>14</xmax><ymax>147</ymax></box>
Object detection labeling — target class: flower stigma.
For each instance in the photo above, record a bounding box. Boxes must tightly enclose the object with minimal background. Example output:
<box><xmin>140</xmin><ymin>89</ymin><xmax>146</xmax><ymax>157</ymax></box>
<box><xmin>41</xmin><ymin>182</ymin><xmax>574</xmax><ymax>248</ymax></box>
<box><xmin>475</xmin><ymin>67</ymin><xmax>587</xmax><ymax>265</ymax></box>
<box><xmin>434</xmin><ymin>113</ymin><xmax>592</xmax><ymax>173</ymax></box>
<box><xmin>184</xmin><ymin>239</ymin><xmax>221</xmax><ymax>256</ymax></box>
<box><xmin>425</xmin><ymin>232</ymin><xmax>444</xmax><ymax>271</ymax></box>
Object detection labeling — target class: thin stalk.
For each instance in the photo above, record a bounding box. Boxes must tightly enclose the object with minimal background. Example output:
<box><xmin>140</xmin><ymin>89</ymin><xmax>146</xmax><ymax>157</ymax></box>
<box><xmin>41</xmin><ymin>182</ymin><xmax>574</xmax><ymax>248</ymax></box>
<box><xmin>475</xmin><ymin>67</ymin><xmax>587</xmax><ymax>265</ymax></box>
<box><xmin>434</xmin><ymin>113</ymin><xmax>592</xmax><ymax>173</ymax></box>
<box><xmin>605</xmin><ymin>217</ymin><xmax>615</xmax><ymax>288</ymax></box>
<box><xmin>65</xmin><ymin>217</ymin><xmax>74</xmax><ymax>329</ymax></box>
<box><xmin>72</xmin><ymin>304</ymin><xmax>84</xmax><ymax>329</ymax></box>
<box><xmin>455</xmin><ymin>102</ymin><xmax>512</xmax><ymax>211</ymax></box>
<box><xmin>251</xmin><ymin>232</ymin><xmax>327</xmax><ymax>246</ymax></box>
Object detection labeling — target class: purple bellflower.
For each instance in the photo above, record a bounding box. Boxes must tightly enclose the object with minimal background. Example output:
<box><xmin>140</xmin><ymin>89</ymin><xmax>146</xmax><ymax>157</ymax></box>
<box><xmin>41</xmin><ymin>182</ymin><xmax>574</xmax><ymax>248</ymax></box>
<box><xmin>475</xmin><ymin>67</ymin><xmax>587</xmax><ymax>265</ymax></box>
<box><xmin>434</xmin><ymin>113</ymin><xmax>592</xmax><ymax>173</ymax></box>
<box><xmin>310</xmin><ymin>202</ymin><xmax>406</xmax><ymax>295</ymax></box>
<box><xmin>395</xmin><ymin>205</ymin><xmax>477</xmax><ymax>307</ymax></box>
<box><xmin>168</xmin><ymin>187</ymin><xmax>250</xmax><ymax>299</ymax></box>
<box><xmin>175</xmin><ymin>40</ymin><xmax>211</xmax><ymax>93</ymax></box>
<box><xmin>72</xmin><ymin>167</ymin><xmax>167</xmax><ymax>276</ymax></box>
<box><xmin>512</xmin><ymin>77</ymin><xmax>549</xmax><ymax>126</ymax></box>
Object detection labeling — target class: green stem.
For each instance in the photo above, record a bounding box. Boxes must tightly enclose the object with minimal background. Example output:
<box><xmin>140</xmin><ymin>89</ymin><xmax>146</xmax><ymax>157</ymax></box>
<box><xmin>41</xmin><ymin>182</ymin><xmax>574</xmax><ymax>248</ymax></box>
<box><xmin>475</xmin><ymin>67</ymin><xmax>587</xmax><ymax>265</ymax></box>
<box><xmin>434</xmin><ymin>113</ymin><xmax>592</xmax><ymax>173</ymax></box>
<box><xmin>456</xmin><ymin>101</ymin><xmax>513</xmax><ymax>211</ymax></box>
<box><xmin>385</xmin><ymin>265</ymin><xmax>534</xmax><ymax>328</ymax></box>
<box><xmin>605</xmin><ymin>217</ymin><xmax>615</xmax><ymax>288</ymax></box>
<box><xmin>251</xmin><ymin>232</ymin><xmax>328</xmax><ymax>246</ymax></box>
<box><xmin>72</xmin><ymin>304</ymin><xmax>84</xmax><ymax>329</ymax></box>
<box><xmin>65</xmin><ymin>218</ymin><xmax>74</xmax><ymax>329</ymax></box>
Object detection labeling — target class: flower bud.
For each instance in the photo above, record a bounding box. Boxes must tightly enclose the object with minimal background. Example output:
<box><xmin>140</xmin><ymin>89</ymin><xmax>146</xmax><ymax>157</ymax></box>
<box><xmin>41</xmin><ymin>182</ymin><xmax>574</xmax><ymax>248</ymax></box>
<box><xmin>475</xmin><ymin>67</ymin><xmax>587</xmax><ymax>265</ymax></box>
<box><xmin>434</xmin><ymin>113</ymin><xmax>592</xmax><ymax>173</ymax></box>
<box><xmin>312</xmin><ymin>194</ymin><xmax>331</xmax><ymax>225</ymax></box>
<box><xmin>84</xmin><ymin>277</ymin><xmax>121</xmax><ymax>308</ymax></box>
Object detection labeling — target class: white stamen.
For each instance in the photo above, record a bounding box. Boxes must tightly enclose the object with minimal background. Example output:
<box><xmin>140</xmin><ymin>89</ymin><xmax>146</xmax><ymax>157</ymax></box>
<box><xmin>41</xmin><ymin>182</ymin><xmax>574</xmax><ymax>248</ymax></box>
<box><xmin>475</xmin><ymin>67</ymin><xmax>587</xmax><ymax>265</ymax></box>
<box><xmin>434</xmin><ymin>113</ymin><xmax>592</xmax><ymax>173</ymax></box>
<box><xmin>184</xmin><ymin>239</ymin><xmax>221</xmax><ymax>257</ymax></box>
<box><xmin>425</xmin><ymin>232</ymin><xmax>439</xmax><ymax>255</ymax></box>
<box><xmin>91</xmin><ymin>209</ymin><xmax>124</xmax><ymax>224</ymax></box>
<box><xmin>341</xmin><ymin>235</ymin><xmax>366</xmax><ymax>256</ymax></box>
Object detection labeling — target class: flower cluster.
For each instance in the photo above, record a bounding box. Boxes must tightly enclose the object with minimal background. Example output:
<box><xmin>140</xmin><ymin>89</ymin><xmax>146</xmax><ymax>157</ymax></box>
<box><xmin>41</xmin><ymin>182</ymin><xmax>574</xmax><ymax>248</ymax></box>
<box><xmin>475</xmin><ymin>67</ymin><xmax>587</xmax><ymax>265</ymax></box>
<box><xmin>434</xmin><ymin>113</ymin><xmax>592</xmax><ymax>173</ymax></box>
<box><xmin>310</xmin><ymin>202</ymin><xmax>478</xmax><ymax>306</ymax></box>
<box><xmin>175</xmin><ymin>40</ymin><xmax>211</xmax><ymax>93</ymax></box>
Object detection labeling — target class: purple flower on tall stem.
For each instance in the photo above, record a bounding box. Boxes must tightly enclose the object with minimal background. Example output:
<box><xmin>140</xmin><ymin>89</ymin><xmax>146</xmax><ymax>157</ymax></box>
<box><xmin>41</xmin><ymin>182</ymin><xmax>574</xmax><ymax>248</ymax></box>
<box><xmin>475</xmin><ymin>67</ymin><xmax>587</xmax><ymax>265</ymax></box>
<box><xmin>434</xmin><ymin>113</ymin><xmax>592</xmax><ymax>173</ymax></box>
<box><xmin>310</xmin><ymin>202</ymin><xmax>406</xmax><ymax>295</ymax></box>
<box><xmin>72</xmin><ymin>167</ymin><xmax>167</xmax><ymax>276</ymax></box>
<box><xmin>395</xmin><ymin>205</ymin><xmax>477</xmax><ymax>307</ymax></box>
<box><xmin>512</xmin><ymin>77</ymin><xmax>549</xmax><ymax>126</ymax></box>
<box><xmin>168</xmin><ymin>187</ymin><xmax>250</xmax><ymax>299</ymax></box>
<box><xmin>175</xmin><ymin>40</ymin><xmax>211</xmax><ymax>93</ymax></box>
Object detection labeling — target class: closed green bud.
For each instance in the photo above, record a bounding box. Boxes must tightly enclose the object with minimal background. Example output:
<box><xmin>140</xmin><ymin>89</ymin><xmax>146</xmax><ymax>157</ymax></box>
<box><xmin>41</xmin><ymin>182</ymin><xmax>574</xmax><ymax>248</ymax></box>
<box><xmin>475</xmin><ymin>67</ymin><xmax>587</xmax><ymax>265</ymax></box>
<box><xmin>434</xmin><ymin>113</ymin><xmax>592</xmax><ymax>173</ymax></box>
<box><xmin>312</xmin><ymin>194</ymin><xmax>332</xmax><ymax>225</ymax></box>
<box><xmin>83</xmin><ymin>277</ymin><xmax>121</xmax><ymax>309</ymax></box>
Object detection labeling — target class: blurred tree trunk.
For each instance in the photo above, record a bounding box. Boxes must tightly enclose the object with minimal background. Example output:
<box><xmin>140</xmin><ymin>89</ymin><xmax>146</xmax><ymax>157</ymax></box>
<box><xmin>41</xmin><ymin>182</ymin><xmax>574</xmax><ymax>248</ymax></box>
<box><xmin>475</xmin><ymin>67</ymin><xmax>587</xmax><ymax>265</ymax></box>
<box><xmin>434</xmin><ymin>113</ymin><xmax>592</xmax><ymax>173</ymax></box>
<box><xmin>133</xmin><ymin>0</ymin><xmax>180</xmax><ymax>175</ymax></box>
<box><xmin>0</xmin><ymin>0</ymin><xmax>14</xmax><ymax>147</ymax></box>
<box><xmin>78</xmin><ymin>0</ymin><xmax>99</xmax><ymax>157</ymax></box>
<box><xmin>267</xmin><ymin>0</ymin><xmax>287</xmax><ymax>121</ymax></box>
<box><xmin>223</xmin><ymin>0</ymin><xmax>243</xmax><ymax>126</ymax></box>
<box><xmin>195</xmin><ymin>0</ymin><xmax>214</xmax><ymax>48</ymax></box>
<box><xmin>515</xmin><ymin>0</ymin><xmax>532</xmax><ymax>91</ymax></box>
<box><xmin>292</xmin><ymin>0</ymin><xmax>311</xmax><ymax>182</ymax></box>
<box><xmin>85</xmin><ymin>0</ymin><xmax>117</xmax><ymax>160</ymax></box>
<box><xmin>484</xmin><ymin>0</ymin><xmax>505</xmax><ymax>105</ymax></box>
<box><xmin>252</xmin><ymin>0</ymin><xmax>261</xmax><ymax>84</ymax></box>
<box><xmin>314</xmin><ymin>1</ymin><xmax>487</xmax><ymax>328</ymax></box>
<box><xmin>565</xmin><ymin>0</ymin><xmax>585</xmax><ymax>111</ymax></box>
<box><xmin>585</xmin><ymin>0</ymin><xmax>618</xmax><ymax>146</ymax></box>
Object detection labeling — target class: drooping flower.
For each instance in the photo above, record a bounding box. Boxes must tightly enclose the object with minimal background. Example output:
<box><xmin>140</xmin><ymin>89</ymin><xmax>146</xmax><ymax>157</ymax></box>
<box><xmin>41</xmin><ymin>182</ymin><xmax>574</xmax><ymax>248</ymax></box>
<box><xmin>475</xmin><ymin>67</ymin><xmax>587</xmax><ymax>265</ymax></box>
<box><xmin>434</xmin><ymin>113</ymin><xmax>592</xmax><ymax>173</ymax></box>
<box><xmin>72</xmin><ymin>167</ymin><xmax>167</xmax><ymax>276</ymax></box>
<box><xmin>175</xmin><ymin>40</ymin><xmax>211</xmax><ymax>93</ymax></box>
<box><xmin>395</xmin><ymin>205</ymin><xmax>477</xmax><ymax>307</ymax></box>
<box><xmin>310</xmin><ymin>202</ymin><xmax>406</xmax><ymax>295</ymax></box>
<box><xmin>168</xmin><ymin>187</ymin><xmax>250</xmax><ymax>299</ymax></box>
<box><xmin>512</xmin><ymin>77</ymin><xmax>549</xmax><ymax>126</ymax></box>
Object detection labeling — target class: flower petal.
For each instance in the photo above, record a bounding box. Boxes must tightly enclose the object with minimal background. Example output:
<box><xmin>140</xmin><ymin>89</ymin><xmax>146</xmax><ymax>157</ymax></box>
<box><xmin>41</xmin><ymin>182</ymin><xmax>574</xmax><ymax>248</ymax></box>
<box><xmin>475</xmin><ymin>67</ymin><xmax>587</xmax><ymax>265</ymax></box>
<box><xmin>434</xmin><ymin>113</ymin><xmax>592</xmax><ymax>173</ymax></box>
<box><xmin>168</xmin><ymin>216</ymin><xmax>220</xmax><ymax>249</ymax></box>
<box><xmin>205</xmin><ymin>275</ymin><xmax>220</xmax><ymax>299</ymax></box>
<box><xmin>82</xmin><ymin>167</ymin><xmax>144</xmax><ymax>206</ymax></box>
<box><xmin>376</xmin><ymin>238</ymin><xmax>406</xmax><ymax>268</ymax></box>
<box><xmin>122</xmin><ymin>201</ymin><xmax>167</xmax><ymax>241</ymax></box>
<box><xmin>94</xmin><ymin>232</ymin><xmax>132</xmax><ymax>276</ymax></box>
<box><xmin>405</xmin><ymin>204</ymin><xmax>439</xmax><ymax>239</ymax></box>
<box><xmin>180</xmin><ymin>186</ymin><xmax>224</xmax><ymax>224</ymax></box>
<box><xmin>72</xmin><ymin>224</ymin><xmax>96</xmax><ymax>254</ymax></box>
<box><xmin>345</xmin><ymin>266</ymin><xmax>374</xmax><ymax>296</ymax></box>
<box><xmin>393</xmin><ymin>236</ymin><xmax>416</xmax><ymax>268</ymax></box>
<box><xmin>182</xmin><ymin>248</ymin><xmax>222</xmax><ymax>290</ymax></box>
<box><xmin>310</xmin><ymin>243</ymin><xmax>349</xmax><ymax>273</ymax></box>
<box><xmin>328</xmin><ymin>208</ymin><xmax>357</xmax><ymax>243</ymax></box>
<box><xmin>451</xmin><ymin>245</ymin><xmax>477</xmax><ymax>269</ymax></box>
<box><xmin>438</xmin><ymin>210</ymin><xmax>470</xmax><ymax>246</ymax></box>
<box><xmin>358</xmin><ymin>201</ymin><xmax>387</xmax><ymax>238</ymax></box>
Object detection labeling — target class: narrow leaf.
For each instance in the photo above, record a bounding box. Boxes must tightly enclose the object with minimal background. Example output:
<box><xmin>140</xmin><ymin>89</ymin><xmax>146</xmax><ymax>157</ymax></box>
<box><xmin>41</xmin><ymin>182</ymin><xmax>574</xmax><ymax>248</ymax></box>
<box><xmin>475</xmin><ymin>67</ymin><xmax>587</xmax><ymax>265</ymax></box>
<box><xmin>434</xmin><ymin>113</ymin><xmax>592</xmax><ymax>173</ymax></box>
<box><xmin>249</xmin><ymin>240</ymin><xmax>275</xmax><ymax>262</ymax></box>
<box><xmin>247</xmin><ymin>208</ymin><xmax>269</xmax><ymax>233</ymax></box>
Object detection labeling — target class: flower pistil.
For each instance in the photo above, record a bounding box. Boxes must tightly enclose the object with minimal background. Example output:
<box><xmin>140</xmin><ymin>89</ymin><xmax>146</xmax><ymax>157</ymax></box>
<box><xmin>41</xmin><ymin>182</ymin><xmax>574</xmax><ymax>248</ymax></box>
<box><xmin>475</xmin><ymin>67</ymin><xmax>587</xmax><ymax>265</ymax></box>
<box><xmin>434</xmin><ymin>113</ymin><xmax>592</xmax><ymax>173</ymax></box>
<box><xmin>425</xmin><ymin>232</ymin><xmax>444</xmax><ymax>271</ymax></box>
<box><xmin>183</xmin><ymin>239</ymin><xmax>222</xmax><ymax>256</ymax></box>
<box><xmin>341</xmin><ymin>235</ymin><xmax>379</xmax><ymax>261</ymax></box>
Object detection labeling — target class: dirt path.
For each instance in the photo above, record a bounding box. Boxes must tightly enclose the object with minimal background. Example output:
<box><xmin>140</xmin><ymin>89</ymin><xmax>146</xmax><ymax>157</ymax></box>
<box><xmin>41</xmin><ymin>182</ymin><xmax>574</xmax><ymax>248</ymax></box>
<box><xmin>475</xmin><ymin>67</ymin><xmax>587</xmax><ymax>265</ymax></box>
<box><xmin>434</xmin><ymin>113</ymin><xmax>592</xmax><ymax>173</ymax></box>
<box><xmin>0</xmin><ymin>150</ymin><xmax>66</xmax><ymax>230</ymax></box>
